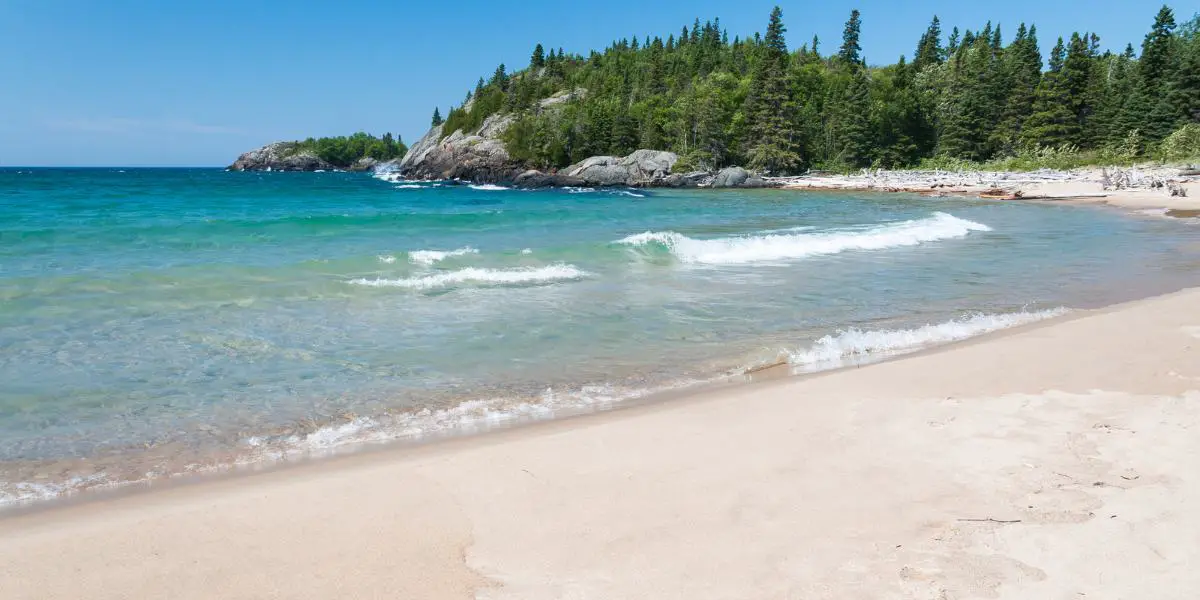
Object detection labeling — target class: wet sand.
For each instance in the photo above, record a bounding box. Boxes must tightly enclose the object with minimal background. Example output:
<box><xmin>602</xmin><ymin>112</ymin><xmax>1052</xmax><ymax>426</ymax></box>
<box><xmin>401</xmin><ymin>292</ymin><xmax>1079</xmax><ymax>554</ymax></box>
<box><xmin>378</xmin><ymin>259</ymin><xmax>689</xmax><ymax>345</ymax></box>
<box><xmin>2</xmin><ymin>286</ymin><xmax>1198</xmax><ymax>599</ymax></box>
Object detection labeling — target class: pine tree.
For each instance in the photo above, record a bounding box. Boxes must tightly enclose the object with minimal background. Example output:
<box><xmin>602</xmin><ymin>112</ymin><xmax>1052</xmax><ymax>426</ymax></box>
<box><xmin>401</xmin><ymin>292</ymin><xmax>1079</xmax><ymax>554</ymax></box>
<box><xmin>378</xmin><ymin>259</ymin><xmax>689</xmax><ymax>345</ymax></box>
<box><xmin>432</xmin><ymin>107</ymin><xmax>443</xmax><ymax>126</ymax></box>
<box><xmin>1061</xmin><ymin>33</ymin><xmax>1096</xmax><ymax>146</ymax></box>
<box><xmin>939</xmin><ymin>32</ymin><xmax>1002</xmax><ymax>160</ymax></box>
<box><xmin>490</xmin><ymin>64</ymin><xmax>509</xmax><ymax>91</ymax></box>
<box><xmin>1138</xmin><ymin>5</ymin><xmax>1180</xmax><ymax>140</ymax></box>
<box><xmin>839</xmin><ymin>9</ymin><xmax>863</xmax><ymax>66</ymax></box>
<box><xmin>1023</xmin><ymin>37</ymin><xmax>1078</xmax><ymax>147</ymax></box>
<box><xmin>838</xmin><ymin>71</ymin><xmax>874</xmax><ymax>166</ymax></box>
<box><xmin>992</xmin><ymin>23</ymin><xmax>1041</xmax><ymax>151</ymax></box>
<box><xmin>1168</xmin><ymin>24</ymin><xmax>1200</xmax><ymax>123</ymax></box>
<box><xmin>742</xmin><ymin>6</ymin><xmax>801</xmax><ymax>173</ymax></box>
<box><xmin>531</xmin><ymin>44</ymin><xmax>546</xmax><ymax>69</ymax></box>
<box><xmin>948</xmin><ymin>27</ymin><xmax>961</xmax><ymax>55</ymax></box>
<box><xmin>914</xmin><ymin>16</ymin><xmax>944</xmax><ymax>71</ymax></box>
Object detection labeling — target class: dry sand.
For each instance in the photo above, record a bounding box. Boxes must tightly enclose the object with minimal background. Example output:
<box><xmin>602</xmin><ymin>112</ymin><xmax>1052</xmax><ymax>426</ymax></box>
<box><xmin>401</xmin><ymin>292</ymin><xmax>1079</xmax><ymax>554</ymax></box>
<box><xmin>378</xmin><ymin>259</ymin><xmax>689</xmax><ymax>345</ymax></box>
<box><xmin>777</xmin><ymin>166</ymin><xmax>1200</xmax><ymax>214</ymax></box>
<box><xmin>2</xmin><ymin>285</ymin><xmax>1199</xmax><ymax>598</ymax></box>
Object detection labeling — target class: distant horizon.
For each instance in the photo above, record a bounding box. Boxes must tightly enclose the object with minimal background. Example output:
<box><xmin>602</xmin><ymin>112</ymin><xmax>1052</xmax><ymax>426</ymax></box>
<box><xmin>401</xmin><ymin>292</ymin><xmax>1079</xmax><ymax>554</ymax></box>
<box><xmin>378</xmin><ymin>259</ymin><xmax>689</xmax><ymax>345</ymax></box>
<box><xmin>2</xmin><ymin>0</ymin><xmax>1190</xmax><ymax>166</ymax></box>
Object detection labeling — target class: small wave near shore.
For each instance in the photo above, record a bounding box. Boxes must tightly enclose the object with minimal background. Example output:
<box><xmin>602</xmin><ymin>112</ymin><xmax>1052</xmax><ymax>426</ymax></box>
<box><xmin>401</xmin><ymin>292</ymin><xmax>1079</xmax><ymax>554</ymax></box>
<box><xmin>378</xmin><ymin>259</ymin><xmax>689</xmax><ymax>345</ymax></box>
<box><xmin>617</xmin><ymin>212</ymin><xmax>991</xmax><ymax>264</ymax></box>
<box><xmin>349</xmin><ymin>264</ymin><xmax>589</xmax><ymax>291</ymax></box>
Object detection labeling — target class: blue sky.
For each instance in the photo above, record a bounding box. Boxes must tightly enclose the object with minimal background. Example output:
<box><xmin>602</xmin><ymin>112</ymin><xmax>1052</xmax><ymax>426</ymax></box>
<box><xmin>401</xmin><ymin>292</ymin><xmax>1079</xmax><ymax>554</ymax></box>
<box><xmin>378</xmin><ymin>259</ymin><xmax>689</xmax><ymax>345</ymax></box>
<box><xmin>0</xmin><ymin>0</ymin><xmax>1182</xmax><ymax>166</ymax></box>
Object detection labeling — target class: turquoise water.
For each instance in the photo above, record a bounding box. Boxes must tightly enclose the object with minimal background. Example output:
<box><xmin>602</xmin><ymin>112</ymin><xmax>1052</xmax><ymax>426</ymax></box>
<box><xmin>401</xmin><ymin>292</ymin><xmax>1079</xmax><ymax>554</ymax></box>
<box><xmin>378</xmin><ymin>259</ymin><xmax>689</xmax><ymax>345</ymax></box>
<box><xmin>2</xmin><ymin>168</ymin><xmax>1199</xmax><ymax>502</ymax></box>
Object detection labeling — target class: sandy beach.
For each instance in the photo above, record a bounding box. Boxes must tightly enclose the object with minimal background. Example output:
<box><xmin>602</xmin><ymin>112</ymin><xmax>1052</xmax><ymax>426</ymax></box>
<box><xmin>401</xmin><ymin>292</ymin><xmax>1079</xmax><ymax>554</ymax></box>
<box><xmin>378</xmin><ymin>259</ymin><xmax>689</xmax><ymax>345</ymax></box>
<box><xmin>3</xmin><ymin>279</ymin><xmax>1199</xmax><ymax>598</ymax></box>
<box><xmin>777</xmin><ymin>165</ymin><xmax>1200</xmax><ymax>215</ymax></box>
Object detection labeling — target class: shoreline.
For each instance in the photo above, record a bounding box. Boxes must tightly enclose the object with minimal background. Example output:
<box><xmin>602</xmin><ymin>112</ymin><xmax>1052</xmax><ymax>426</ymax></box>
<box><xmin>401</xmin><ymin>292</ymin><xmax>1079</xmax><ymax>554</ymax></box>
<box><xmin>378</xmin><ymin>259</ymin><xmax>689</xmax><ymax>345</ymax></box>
<box><xmin>3</xmin><ymin>284</ymin><xmax>1198</xmax><ymax>598</ymax></box>
<box><xmin>773</xmin><ymin>165</ymin><xmax>1200</xmax><ymax>215</ymax></box>
<box><xmin>3</xmin><ymin>178</ymin><xmax>1198</xmax><ymax>511</ymax></box>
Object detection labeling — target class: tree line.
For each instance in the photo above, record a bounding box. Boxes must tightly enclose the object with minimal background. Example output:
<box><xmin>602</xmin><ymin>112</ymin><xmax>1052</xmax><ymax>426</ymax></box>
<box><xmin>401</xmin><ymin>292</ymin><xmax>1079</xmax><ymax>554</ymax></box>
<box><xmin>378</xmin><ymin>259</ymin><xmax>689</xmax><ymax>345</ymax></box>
<box><xmin>294</xmin><ymin>132</ymin><xmax>407</xmax><ymax>167</ymax></box>
<box><xmin>437</xmin><ymin>5</ymin><xmax>1199</xmax><ymax>173</ymax></box>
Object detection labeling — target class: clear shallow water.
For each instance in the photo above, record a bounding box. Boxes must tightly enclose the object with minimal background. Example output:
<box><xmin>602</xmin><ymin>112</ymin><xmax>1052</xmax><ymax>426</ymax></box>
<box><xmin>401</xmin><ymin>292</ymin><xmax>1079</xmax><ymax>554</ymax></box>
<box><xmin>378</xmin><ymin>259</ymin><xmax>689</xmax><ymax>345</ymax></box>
<box><xmin>2</xmin><ymin>168</ymin><xmax>1199</xmax><ymax>503</ymax></box>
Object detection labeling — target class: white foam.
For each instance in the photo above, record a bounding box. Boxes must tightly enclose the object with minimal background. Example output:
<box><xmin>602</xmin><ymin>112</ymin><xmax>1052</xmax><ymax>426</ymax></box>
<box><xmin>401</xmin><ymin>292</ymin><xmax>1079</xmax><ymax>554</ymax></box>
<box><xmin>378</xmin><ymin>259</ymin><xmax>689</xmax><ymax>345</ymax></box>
<box><xmin>349</xmin><ymin>264</ymin><xmax>588</xmax><ymax>290</ymax></box>
<box><xmin>616</xmin><ymin>212</ymin><xmax>991</xmax><ymax>264</ymax></box>
<box><xmin>377</xmin><ymin>255</ymin><xmax>397</xmax><ymax>264</ymax></box>
<box><xmin>521</xmin><ymin>248</ymin><xmax>533</xmax><ymax>255</ymax></box>
<box><xmin>611</xmin><ymin>189</ymin><xmax>646</xmax><ymax>197</ymax></box>
<box><xmin>469</xmin><ymin>184</ymin><xmax>509</xmax><ymax>191</ymax></box>
<box><xmin>395</xmin><ymin>184</ymin><xmax>423</xmax><ymax>189</ymax></box>
<box><xmin>407</xmin><ymin>247</ymin><xmax>479</xmax><ymax>265</ymax></box>
<box><xmin>787</xmin><ymin>308</ymin><xmax>1068</xmax><ymax>370</ymax></box>
<box><xmin>566</xmin><ymin>187</ymin><xmax>596</xmax><ymax>194</ymax></box>
<box><xmin>266</xmin><ymin>379</ymin><xmax>714</xmax><ymax>455</ymax></box>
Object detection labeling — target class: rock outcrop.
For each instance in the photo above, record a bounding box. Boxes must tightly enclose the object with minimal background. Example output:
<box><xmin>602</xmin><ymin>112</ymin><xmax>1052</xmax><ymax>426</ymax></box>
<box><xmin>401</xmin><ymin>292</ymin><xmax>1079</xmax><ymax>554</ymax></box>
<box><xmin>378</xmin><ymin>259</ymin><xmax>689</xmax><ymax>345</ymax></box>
<box><xmin>710</xmin><ymin>166</ymin><xmax>771</xmax><ymax>188</ymax></box>
<box><xmin>227</xmin><ymin>142</ymin><xmax>335</xmax><ymax>172</ymax></box>
<box><xmin>563</xmin><ymin>150</ymin><xmax>679</xmax><ymax>187</ymax></box>
<box><xmin>394</xmin><ymin>114</ymin><xmax>523</xmax><ymax>182</ymax></box>
<box><xmin>347</xmin><ymin>157</ymin><xmax>379</xmax><ymax>172</ymax></box>
<box><xmin>383</xmin><ymin>106</ymin><xmax>780</xmax><ymax>189</ymax></box>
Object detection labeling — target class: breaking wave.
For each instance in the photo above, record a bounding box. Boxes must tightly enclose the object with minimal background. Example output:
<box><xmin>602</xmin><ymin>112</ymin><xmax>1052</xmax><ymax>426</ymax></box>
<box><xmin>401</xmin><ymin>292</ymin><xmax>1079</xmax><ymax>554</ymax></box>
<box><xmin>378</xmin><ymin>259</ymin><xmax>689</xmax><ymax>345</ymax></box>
<box><xmin>616</xmin><ymin>212</ymin><xmax>991</xmax><ymax>264</ymax></box>
<box><xmin>469</xmin><ymin>184</ymin><xmax>509</xmax><ymax>191</ymax></box>
<box><xmin>407</xmin><ymin>247</ymin><xmax>479</xmax><ymax>265</ymax></box>
<box><xmin>349</xmin><ymin>264</ymin><xmax>588</xmax><ymax>290</ymax></box>
<box><xmin>787</xmin><ymin>308</ymin><xmax>1068</xmax><ymax>370</ymax></box>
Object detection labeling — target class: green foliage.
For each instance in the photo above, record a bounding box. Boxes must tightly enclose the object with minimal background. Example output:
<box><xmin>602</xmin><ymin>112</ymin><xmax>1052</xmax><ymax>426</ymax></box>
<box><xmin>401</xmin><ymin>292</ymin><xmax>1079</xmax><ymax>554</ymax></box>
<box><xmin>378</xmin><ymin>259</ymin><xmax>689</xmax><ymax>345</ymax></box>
<box><xmin>839</xmin><ymin>9</ymin><xmax>864</xmax><ymax>66</ymax></box>
<box><xmin>427</xmin><ymin>4</ymin><xmax>1200</xmax><ymax>174</ymax></box>
<box><xmin>431</xmin><ymin>107</ymin><xmax>443</xmax><ymax>127</ymax></box>
<box><xmin>294</xmin><ymin>132</ymin><xmax>406</xmax><ymax>167</ymax></box>
<box><xmin>1158</xmin><ymin>123</ymin><xmax>1200</xmax><ymax>160</ymax></box>
<box><xmin>441</xmin><ymin>85</ymin><xmax>506</xmax><ymax>139</ymax></box>
<box><xmin>531</xmin><ymin>44</ymin><xmax>546</xmax><ymax>69</ymax></box>
<box><xmin>743</xmin><ymin>7</ymin><xmax>801</xmax><ymax>173</ymax></box>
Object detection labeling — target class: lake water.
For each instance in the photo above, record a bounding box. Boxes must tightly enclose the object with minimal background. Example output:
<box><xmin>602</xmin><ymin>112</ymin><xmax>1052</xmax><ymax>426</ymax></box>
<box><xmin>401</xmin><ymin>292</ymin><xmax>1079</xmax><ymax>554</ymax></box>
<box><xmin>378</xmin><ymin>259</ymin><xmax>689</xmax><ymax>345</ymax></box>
<box><xmin>2</xmin><ymin>168</ymin><xmax>1198</xmax><ymax>505</ymax></box>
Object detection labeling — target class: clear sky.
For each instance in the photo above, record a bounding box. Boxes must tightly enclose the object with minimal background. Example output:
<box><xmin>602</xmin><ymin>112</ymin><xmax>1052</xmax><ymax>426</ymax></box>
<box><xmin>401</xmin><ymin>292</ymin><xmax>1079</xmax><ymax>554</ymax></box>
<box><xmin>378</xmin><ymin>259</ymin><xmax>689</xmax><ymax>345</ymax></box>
<box><xmin>0</xmin><ymin>0</ymin><xmax>1182</xmax><ymax>166</ymax></box>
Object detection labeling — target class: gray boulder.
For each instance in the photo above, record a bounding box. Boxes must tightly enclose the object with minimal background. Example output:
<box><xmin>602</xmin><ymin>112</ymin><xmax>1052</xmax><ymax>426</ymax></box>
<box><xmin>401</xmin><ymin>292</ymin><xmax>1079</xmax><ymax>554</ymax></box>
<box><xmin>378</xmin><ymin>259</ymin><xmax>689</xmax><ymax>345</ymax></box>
<box><xmin>709</xmin><ymin>166</ymin><xmax>774</xmax><ymax>188</ymax></box>
<box><xmin>711</xmin><ymin>166</ymin><xmax>750</xmax><ymax>188</ymax></box>
<box><xmin>227</xmin><ymin>142</ymin><xmax>335</xmax><ymax>172</ymax></box>
<box><xmin>513</xmin><ymin>170</ymin><xmax>586</xmax><ymax>189</ymax></box>
<box><xmin>565</xmin><ymin>150</ymin><xmax>679</xmax><ymax>186</ymax></box>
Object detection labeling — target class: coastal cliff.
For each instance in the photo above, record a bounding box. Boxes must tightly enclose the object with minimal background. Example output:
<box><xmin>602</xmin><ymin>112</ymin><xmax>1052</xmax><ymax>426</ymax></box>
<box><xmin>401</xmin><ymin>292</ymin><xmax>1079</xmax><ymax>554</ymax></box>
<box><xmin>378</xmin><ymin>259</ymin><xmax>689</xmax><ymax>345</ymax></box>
<box><xmin>381</xmin><ymin>116</ymin><xmax>775</xmax><ymax>188</ymax></box>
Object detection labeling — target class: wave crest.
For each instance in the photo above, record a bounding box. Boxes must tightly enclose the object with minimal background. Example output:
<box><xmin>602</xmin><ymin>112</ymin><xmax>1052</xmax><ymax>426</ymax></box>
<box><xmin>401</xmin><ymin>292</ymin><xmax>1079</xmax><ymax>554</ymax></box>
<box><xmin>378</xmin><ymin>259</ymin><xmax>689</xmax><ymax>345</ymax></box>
<box><xmin>408</xmin><ymin>247</ymin><xmax>479</xmax><ymax>265</ymax></box>
<box><xmin>787</xmin><ymin>308</ymin><xmax>1067</xmax><ymax>370</ymax></box>
<box><xmin>617</xmin><ymin>212</ymin><xmax>991</xmax><ymax>264</ymax></box>
<box><xmin>349</xmin><ymin>264</ymin><xmax>588</xmax><ymax>290</ymax></box>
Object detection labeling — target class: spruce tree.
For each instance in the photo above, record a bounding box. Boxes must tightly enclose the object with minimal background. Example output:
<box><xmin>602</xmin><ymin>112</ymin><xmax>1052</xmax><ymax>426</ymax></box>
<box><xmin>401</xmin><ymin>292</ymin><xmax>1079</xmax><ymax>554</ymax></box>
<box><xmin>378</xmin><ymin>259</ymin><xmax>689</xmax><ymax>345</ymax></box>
<box><xmin>432</xmin><ymin>107</ymin><xmax>443</xmax><ymax>127</ymax></box>
<box><xmin>1168</xmin><ymin>27</ymin><xmax>1200</xmax><ymax>123</ymax></box>
<box><xmin>1023</xmin><ymin>37</ymin><xmax>1078</xmax><ymax>147</ymax></box>
<box><xmin>742</xmin><ymin>6</ymin><xmax>801</xmax><ymax>173</ymax></box>
<box><xmin>1138</xmin><ymin>5</ymin><xmax>1180</xmax><ymax>140</ymax></box>
<box><xmin>939</xmin><ymin>33</ymin><xmax>1001</xmax><ymax>160</ymax></box>
<box><xmin>838</xmin><ymin>71</ymin><xmax>874</xmax><ymax>167</ymax></box>
<box><xmin>914</xmin><ymin>16</ymin><xmax>944</xmax><ymax>71</ymax></box>
<box><xmin>839</xmin><ymin>9</ymin><xmax>863</xmax><ymax>66</ymax></box>
<box><xmin>992</xmin><ymin>23</ymin><xmax>1041</xmax><ymax>151</ymax></box>
<box><xmin>1061</xmin><ymin>33</ymin><xmax>1096</xmax><ymax>146</ymax></box>
<box><xmin>531</xmin><ymin>44</ymin><xmax>546</xmax><ymax>69</ymax></box>
<box><xmin>490</xmin><ymin>64</ymin><xmax>509</xmax><ymax>91</ymax></box>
